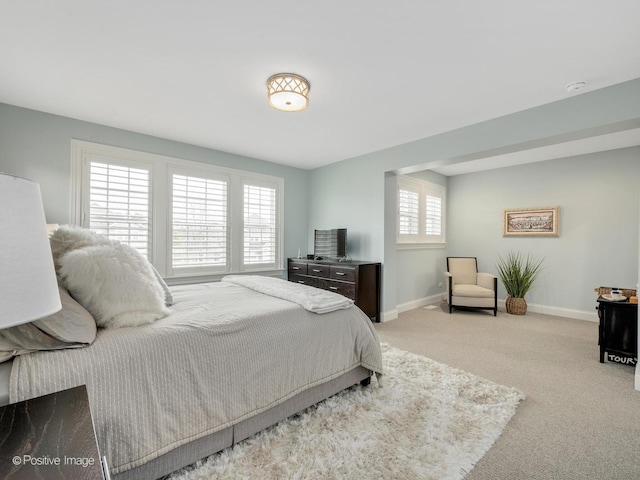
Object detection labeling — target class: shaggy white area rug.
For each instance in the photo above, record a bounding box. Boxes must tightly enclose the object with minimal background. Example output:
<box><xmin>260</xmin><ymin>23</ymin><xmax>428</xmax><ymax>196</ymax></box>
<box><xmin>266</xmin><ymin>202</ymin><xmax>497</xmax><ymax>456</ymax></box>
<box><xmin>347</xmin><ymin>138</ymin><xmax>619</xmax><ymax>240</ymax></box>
<box><xmin>168</xmin><ymin>344</ymin><xmax>525</xmax><ymax>480</ymax></box>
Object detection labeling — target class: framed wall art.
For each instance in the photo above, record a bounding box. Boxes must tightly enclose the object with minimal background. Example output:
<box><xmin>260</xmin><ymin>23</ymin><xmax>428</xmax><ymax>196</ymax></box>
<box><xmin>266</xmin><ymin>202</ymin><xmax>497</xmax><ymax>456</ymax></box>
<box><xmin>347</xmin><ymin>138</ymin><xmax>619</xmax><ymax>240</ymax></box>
<box><xmin>503</xmin><ymin>206</ymin><xmax>560</xmax><ymax>237</ymax></box>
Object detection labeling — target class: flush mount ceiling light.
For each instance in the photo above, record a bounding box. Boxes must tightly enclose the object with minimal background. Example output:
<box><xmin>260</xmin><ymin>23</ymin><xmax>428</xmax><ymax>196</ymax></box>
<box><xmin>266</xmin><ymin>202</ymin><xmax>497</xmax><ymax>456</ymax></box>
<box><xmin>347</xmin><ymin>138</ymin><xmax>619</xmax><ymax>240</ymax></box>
<box><xmin>267</xmin><ymin>73</ymin><xmax>310</xmax><ymax>112</ymax></box>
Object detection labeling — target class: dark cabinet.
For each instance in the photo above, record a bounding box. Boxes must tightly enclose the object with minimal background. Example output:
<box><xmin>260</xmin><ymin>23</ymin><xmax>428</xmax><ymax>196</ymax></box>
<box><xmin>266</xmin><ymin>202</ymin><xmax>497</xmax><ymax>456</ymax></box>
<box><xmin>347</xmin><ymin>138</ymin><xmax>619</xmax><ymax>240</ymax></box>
<box><xmin>0</xmin><ymin>385</ymin><xmax>108</xmax><ymax>479</ymax></box>
<box><xmin>597</xmin><ymin>299</ymin><xmax>638</xmax><ymax>366</ymax></box>
<box><xmin>288</xmin><ymin>258</ymin><xmax>381</xmax><ymax>322</ymax></box>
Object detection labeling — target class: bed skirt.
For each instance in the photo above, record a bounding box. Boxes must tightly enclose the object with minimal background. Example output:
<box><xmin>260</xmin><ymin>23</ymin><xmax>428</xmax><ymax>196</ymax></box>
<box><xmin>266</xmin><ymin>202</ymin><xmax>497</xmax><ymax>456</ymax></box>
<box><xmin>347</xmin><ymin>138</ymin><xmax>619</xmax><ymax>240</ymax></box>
<box><xmin>114</xmin><ymin>366</ymin><xmax>373</xmax><ymax>480</ymax></box>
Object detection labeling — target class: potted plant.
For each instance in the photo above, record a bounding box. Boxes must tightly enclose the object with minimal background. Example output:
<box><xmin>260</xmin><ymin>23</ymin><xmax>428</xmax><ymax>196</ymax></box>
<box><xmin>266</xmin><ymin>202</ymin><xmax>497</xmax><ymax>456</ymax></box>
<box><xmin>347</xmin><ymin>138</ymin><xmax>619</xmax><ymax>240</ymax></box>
<box><xmin>496</xmin><ymin>251</ymin><xmax>544</xmax><ymax>315</ymax></box>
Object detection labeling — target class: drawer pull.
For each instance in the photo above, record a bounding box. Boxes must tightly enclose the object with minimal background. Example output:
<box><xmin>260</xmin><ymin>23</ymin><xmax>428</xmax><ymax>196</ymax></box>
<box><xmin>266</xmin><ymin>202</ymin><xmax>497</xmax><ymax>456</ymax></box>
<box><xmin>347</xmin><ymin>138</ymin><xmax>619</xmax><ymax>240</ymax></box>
<box><xmin>312</xmin><ymin>269</ymin><xmax>322</xmax><ymax>273</ymax></box>
<box><xmin>329</xmin><ymin>286</ymin><xmax>338</xmax><ymax>290</ymax></box>
<box><xmin>335</xmin><ymin>272</ymin><xmax>345</xmax><ymax>276</ymax></box>
<box><xmin>297</xmin><ymin>280</ymin><xmax>305</xmax><ymax>284</ymax></box>
<box><xmin>292</xmin><ymin>266</ymin><xmax>300</xmax><ymax>270</ymax></box>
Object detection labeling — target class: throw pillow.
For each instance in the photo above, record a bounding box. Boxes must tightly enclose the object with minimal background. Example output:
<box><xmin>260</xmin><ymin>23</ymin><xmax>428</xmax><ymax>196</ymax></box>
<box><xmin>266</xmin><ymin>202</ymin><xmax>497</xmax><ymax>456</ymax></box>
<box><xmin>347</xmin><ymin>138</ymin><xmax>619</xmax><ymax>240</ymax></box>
<box><xmin>59</xmin><ymin>243</ymin><xmax>170</xmax><ymax>329</ymax></box>
<box><xmin>49</xmin><ymin>224</ymin><xmax>112</xmax><ymax>275</ymax></box>
<box><xmin>50</xmin><ymin>225</ymin><xmax>173</xmax><ymax>307</ymax></box>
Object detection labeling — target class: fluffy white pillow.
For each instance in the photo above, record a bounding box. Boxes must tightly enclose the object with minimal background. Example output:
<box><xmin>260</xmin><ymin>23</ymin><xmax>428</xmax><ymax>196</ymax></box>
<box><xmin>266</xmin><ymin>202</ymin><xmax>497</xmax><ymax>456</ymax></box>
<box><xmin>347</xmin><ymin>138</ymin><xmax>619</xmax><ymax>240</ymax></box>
<box><xmin>59</xmin><ymin>243</ymin><xmax>170</xmax><ymax>329</ymax></box>
<box><xmin>51</xmin><ymin>225</ymin><xmax>174</xmax><ymax>307</ymax></box>
<box><xmin>49</xmin><ymin>224</ymin><xmax>112</xmax><ymax>274</ymax></box>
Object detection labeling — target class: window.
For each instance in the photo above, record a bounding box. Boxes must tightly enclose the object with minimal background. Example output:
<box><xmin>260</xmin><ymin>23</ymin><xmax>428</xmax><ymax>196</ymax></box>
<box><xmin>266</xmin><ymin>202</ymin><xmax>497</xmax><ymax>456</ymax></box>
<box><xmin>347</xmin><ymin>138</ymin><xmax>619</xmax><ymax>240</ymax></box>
<box><xmin>72</xmin><ymin>140</ymin><xmax>284</xmax><ymax>279</ymax></box>
<box><xmin>398</xmin><ymin>187</ymin><xmax>419</xmax><ymax>236</ymax></box>
<box><xmin>243</xmin><ymin>182</ymin><xmax>277</xmax><ymax>266</ymax></box>
<box><xmin>397</xmin><ymin>175</ymin><xmax>445</xmax><ymax>245</ymax></box>
<box><xmin>87</xmin><ymin>161</ymin><xmax>151</xmax><ymax>257</ymax></box>
<box><xmin>171</xmin><ymin>171</ymin><xmax>228</xmax><ymax>272</ymax></box>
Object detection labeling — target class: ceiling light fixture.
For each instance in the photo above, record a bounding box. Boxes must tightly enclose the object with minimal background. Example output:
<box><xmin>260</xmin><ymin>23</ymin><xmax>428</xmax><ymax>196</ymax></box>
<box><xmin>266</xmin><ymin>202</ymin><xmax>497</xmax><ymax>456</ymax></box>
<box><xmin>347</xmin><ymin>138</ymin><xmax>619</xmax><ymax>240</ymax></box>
<box><xmin>267</xmin><ymin>73</ymin><xmax>310</xmax><ymax>112</ymax></box>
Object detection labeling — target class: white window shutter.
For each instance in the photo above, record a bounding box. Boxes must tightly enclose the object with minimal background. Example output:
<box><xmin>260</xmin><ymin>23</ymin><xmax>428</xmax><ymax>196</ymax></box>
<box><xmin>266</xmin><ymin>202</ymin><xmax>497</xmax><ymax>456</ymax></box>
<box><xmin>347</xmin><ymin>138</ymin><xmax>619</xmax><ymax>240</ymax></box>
<box><xmin>397</xmin><ymin>175</ymin><xmax>446</xmax><ymax>245</ymax></box>
<box><xmin>399</xmin><ymin>189</ymin><xmax>420</xmax><ymax>236</ymax></box>
<box><xmin>88</xmin><ymin>161</ymin><xmax>151</xmax><ymax>257</ymax></box>
<box><xmin>243</xmin><ymin>184</ymin><xmax>277</xmax><ymax>266</ymax></box>
<box><xmin>171</xmin><ymin>173</ymin><xmax>228</xmax><ymax>269</ymax></box>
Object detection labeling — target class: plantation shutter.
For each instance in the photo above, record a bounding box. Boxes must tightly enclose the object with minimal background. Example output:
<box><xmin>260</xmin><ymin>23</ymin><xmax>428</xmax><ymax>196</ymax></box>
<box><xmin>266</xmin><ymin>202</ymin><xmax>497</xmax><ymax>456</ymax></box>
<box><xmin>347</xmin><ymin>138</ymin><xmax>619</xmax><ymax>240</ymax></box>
<box><xmin>397</xmin><ymin>175</ymin><xmax>446</xmax><ymax>244</ymax></box>
<box><xmin>399</xmin><ymin>189</ymin><xmax>420</xmax><ymax>235</ymax></box>
<box><xmin>425</xmin><ymin>194</ymin><xmax>442</xmax><ymax>236</ymax></box>
<box><xmin>171</xmin><ymin>173</ymin><xmax>228</xmax><ymax>271</ymax></box>
<box><xmin>243</xmin><ymin>183</ymin><xmax>277</xmax><ymax>267</ymax></box>
<box><xmin>88</xmin><ymin>161</ymin><xmax>151</xmax><ymax>258</ymax></box>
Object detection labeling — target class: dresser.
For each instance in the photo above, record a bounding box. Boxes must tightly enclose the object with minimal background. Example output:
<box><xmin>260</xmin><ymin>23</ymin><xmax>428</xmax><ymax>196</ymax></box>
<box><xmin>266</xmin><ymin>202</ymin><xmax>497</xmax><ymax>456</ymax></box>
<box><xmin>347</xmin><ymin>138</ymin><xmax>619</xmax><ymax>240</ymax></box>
<box><xmin>288</xmin><ymin>258</ymin><xmax>381</xmax><ymax>322</ymax></box>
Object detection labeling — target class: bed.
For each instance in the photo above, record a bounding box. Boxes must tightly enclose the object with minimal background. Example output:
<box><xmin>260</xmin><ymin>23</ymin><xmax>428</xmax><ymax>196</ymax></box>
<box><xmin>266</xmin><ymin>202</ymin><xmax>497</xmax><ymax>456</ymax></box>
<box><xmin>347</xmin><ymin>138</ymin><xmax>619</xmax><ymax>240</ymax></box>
<box><xmin>3</xmin><ymin>276</ymin><xmax>383</xmax><ymax>479</ymax></box>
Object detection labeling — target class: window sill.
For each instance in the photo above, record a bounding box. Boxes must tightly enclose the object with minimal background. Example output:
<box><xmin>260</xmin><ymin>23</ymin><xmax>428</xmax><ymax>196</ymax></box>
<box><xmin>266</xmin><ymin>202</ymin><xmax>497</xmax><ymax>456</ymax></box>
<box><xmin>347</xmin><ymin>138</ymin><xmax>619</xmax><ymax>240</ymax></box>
<box><xmin>396</xmin><ymin>242</ymin><xmax>446</xmax><ymax>251</ymax></box>
<box><xmin>165</xmin><ymin>268</ymin><xmax>286</xmax><ymax>286</ymax></box>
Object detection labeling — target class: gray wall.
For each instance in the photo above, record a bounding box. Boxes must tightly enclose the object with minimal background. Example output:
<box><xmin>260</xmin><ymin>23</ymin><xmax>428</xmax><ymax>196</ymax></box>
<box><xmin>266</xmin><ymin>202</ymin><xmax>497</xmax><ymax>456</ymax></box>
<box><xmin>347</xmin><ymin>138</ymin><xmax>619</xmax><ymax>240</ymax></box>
<box><xmin>447</xmin><ymin>148</ymin><xmax>639</xmax><ymax>316</ymax></box>
<box><xmin>393</xmin><ymin>170</ymin><xmax>449</xmax><ymax>308</ymax></box>
<box><xmin>2</xmin><ymin>78</ymin><xmax>639</xmax><ymax>318</ymax></box>
<box><xmin>0</xmin><ymin>103</ymin><xmax>310</xmax><ymax>266</ymax></box>
<box><xmin>308</xmin><ymin>78</ymin><xmax>640</xmax><ymax>315</ymax></box>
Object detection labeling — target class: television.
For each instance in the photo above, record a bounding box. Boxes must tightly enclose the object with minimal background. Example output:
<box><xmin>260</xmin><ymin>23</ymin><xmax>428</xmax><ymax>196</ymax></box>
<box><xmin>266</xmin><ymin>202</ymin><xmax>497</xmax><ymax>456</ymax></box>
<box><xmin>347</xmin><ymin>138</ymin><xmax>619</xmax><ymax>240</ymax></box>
<box><xmin>314</xmin><ymin>228</ymin><xmax>347</xmax><ymax>259</ymax></box>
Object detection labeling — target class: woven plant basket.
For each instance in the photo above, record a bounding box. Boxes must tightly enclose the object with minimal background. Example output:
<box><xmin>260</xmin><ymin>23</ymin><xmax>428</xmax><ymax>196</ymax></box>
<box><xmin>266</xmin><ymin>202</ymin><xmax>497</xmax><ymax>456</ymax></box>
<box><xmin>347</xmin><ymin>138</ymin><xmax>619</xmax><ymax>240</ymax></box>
<box><xmin>506</xmin><ymin>296</ymin><xmax>527</xmax><ymax>315</ymax></box>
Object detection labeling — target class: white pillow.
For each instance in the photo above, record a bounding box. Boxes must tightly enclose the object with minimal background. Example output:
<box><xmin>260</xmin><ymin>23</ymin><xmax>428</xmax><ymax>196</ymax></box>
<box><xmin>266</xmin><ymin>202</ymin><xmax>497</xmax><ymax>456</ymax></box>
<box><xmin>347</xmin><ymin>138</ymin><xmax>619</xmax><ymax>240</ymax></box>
<box><xmin>59</xmin><ymin>243</ymin><xmax>170</xmax><ymax>329</ymax></box>
<box><xmin>49</xmin><ymin>225</ymin><xmax>112</xmax><ymax>275</ymax></box>
<box><xmin>0</xmin><ymin>288</ymin><xmax>97</xmax><ymax>363</ymax></box>
<box><xmin>51</xmin><ymin>225</ymin><xmax>173</xmax><ymax>307</ymax></box>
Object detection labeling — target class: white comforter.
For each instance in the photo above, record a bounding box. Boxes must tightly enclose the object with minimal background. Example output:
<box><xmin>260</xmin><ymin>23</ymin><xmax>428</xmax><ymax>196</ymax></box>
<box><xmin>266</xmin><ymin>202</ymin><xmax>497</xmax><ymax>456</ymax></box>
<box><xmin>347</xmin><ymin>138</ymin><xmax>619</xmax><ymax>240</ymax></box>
<box><xmin>10</xmin><ymin>280</ymin><xmax>382</xmax><ymax>476</ymax></box>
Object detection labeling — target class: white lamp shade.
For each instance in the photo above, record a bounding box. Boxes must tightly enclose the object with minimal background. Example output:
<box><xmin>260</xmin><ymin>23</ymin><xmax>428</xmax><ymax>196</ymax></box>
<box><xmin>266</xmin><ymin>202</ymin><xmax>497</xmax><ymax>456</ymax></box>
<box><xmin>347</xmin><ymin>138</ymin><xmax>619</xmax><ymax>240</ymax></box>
<box><xmin>0</xmin><ymin>174</ymin><xmax>61</xmax><ymax>328</ymax></box>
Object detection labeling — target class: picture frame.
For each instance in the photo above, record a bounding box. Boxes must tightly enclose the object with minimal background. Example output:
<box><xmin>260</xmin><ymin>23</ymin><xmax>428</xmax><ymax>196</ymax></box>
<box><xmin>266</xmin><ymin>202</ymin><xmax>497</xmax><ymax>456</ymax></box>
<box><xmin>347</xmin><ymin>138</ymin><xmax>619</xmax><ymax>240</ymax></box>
<box><xmin>503</xmin><ymin>206</ymin><xmax>560</xmax><ymax>237</ymax></box>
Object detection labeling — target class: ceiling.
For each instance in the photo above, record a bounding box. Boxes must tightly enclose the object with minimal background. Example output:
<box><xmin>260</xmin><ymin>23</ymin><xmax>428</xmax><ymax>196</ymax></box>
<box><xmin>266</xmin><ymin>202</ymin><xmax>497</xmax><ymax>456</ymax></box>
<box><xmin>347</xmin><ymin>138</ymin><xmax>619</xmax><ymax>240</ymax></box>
<box><xmin>1</xmin><ymin>1</ymin><xmax>640</xmax><ymax>171</ymax></box>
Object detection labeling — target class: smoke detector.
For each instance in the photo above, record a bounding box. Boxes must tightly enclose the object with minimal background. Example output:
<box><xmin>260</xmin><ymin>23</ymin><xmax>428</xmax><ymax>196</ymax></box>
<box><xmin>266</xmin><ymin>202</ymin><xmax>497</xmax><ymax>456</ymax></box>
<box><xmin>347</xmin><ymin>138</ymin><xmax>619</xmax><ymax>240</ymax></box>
<box><xmin>566</xmin><ymin>81</ymin><xmax>587</xmax><ymax>94</ymax></box>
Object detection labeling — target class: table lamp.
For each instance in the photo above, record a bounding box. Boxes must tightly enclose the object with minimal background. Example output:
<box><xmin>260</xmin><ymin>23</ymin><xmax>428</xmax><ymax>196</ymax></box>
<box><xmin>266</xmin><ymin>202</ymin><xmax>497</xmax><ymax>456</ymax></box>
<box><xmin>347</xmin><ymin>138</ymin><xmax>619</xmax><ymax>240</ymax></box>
<box><xmin>0</xmin><ymin>173</ymin><xmax>61</xmax><ymax>329</ymax></box>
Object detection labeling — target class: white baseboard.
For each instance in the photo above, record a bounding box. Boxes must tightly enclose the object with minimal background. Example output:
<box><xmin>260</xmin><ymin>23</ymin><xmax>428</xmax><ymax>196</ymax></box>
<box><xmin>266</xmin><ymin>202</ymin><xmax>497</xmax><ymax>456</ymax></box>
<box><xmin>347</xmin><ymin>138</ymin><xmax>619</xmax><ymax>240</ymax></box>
<box><xmin>396</xmin><ymin>294</ymin><xmax>446</xmax><ymax>314</ymax></box>
<box><xmin>381</xmin><ymin>309</ymin><xmax>398</xmax><ymax>322</ymax></box>
<box><xmin>387</xmin><ymin>295</ymin><xmax>598</xmax><ymax>323</ymax></box>
<box><xmin>497</xmin><ymin>299</ymin><xmax>598</xmax><ymax>322</ymax></box>
<box><xmin>635</xmin><ymin>367</ymin><xmax>640</xmax><ymax>392</ymax></box>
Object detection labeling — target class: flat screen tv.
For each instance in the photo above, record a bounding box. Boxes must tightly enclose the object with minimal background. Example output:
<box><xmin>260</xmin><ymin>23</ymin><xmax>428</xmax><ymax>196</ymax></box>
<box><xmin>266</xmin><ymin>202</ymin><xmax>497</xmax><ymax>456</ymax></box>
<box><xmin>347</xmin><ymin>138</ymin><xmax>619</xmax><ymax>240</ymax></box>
<box><xmin>314</xmin><ymin>228</ymin><xmax>347</xmax><ymax>259</ymax></box>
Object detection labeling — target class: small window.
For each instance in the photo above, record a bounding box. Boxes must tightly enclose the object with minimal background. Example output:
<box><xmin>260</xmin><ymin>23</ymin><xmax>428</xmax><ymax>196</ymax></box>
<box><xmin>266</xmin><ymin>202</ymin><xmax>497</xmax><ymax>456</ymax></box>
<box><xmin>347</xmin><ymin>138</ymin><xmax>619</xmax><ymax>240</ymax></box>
<box><xmin>398</xmin><ymin>189</ymin><xmax>419</xmax><ymax>235</ymax></box>
<box><xmin>397</xmin><ymin>175</ymin><xmax>446</xmax><ymax>245</ymax></box>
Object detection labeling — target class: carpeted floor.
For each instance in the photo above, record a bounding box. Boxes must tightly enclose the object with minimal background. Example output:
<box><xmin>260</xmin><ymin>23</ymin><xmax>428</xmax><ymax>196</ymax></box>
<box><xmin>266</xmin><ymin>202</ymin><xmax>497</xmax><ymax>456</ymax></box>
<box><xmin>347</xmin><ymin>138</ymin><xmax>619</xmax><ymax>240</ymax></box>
<box><xmin>168</xmin><ymin>344</ymin><xmax>523</xmax><ymax>480</ymax></box>
<box><xmin>375</xmin><ymin>303</ymin><xmax>640</xmax><ymax>480</ymax></box>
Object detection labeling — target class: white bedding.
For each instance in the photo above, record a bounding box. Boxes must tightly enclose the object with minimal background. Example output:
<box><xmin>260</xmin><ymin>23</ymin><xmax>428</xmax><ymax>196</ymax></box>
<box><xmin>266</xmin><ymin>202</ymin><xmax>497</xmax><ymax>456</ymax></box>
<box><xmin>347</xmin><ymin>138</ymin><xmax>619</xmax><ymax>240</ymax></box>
<box><xmin>10</xmin><ymin>280</ymin><xmax>382</xmax><ymax>477</ymax></box>
<box><xmin>222</xmin><ymin>274</ymin><xmax>354</xmax><ymax>313</ymax></box>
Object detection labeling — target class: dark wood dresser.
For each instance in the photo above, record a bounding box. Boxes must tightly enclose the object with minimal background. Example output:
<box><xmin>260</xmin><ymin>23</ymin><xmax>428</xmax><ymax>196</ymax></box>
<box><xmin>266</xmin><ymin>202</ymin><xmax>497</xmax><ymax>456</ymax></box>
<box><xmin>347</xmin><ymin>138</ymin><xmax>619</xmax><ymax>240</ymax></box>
<box><xmin>0</xmin><ymin>385</ymin><xmax>108</xmax><ymax>479</ymax></box>
<box><xmin>288</xmin><ymin>258</ymin><xmax>381</xmax><ymax>322</ymax></box>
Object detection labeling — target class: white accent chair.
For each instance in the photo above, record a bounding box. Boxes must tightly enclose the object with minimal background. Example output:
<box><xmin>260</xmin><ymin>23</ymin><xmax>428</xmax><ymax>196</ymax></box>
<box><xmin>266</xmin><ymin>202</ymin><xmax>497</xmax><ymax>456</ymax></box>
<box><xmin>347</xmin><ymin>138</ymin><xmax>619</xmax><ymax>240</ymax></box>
<box><xmin>445</xmin><ymin>257</ymin><xmax>497</xmax><ymax>316</ymax></box>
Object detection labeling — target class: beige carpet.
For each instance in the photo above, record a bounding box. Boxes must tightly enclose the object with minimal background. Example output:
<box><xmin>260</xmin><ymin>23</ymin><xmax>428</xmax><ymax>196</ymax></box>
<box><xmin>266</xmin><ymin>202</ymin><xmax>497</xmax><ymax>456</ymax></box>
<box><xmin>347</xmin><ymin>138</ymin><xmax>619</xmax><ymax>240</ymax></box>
<box><xmin>168</xmin><ymin>344</ymin><xmax>523</xmax><ymax>480</ymax></box>
<box><xmin>375</xmin><ymin>303</ymin><xmax>640</xmax><ymax>480</ymax></box>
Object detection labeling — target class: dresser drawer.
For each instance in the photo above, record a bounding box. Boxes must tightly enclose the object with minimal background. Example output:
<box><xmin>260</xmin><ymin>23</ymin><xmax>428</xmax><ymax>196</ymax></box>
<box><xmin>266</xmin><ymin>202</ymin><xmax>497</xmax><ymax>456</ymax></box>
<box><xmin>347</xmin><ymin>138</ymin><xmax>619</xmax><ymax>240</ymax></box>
<box><xmin>290</xmin><ymin>274</ymin><xmax>318</xmax><ymax>287</ymax></box>
<box><xmin>330</xmin><ymin>265</ymin><xmax>356</xmax><ymax>282</ymax></box>
<box><xmin>323</xmin><ymin>280</ymin><xmax>356</xmax><ymax>300</ymax></box>
<box><xmin>288</xmin><ymin>261</ymin><xmax>307</xmax><ymax>275</ymax></box>
<box><xmin>308</xmin><ymin>263</ymin><xmax>330</xmax><ymax>278</ymax></box>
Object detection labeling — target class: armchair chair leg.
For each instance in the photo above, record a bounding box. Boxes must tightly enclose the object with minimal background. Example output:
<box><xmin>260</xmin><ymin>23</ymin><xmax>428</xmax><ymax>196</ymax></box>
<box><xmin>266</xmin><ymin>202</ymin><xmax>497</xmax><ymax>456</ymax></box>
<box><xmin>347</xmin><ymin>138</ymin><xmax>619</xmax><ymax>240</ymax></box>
<box><xmin>449</xmin><ymin>305</ymin><xmax>453</xmax><ymax>314</ymax></box>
